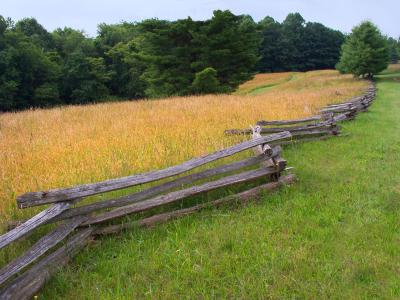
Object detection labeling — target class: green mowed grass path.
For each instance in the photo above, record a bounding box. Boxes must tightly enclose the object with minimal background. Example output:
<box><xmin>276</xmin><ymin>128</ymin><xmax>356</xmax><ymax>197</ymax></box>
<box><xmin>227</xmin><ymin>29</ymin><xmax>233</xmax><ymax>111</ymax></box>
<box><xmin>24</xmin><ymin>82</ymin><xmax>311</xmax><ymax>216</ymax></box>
<box><xmin>42</xmin><ymin>72</ymin><xmax>400</xmax><ymax>299</ymax></box>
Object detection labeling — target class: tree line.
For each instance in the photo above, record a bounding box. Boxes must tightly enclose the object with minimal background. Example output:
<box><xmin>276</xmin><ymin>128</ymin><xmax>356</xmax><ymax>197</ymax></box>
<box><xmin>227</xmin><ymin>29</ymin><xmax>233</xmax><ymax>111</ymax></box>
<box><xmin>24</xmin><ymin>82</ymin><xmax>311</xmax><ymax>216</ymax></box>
<box><xmin>0</xmin><ymin>11</ymin><xmax>398</xmax><ymax>111</ymax></box>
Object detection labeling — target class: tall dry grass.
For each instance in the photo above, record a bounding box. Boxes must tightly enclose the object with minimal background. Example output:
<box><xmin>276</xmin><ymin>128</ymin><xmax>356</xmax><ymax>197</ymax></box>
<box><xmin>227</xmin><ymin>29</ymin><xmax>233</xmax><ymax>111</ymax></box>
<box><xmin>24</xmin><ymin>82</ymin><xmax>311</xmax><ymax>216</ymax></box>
<box><xmin>235</xmin><ymin>72</ymin><xmax>296</xmax><ymax>94</ymax></box>
<box><xmin>0</xmin><ymin>70</ymin><xmax>368</xmax><ymax>221</ymax></box>
<box><xmin>383</xmin><ymin>63</ymin><xmax>400</xmax><ymax>74</ymax></box>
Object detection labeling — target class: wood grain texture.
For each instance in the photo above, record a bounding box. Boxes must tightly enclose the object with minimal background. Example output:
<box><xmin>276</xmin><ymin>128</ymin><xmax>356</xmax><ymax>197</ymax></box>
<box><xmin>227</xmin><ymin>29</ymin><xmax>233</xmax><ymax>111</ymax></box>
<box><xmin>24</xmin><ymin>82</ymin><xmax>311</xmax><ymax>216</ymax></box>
<box><xmin>333</xmin><ymin>112</ymin><xmax>355</xmax><ymax>122</ymax></box>
<box><xmin>257</xmin><ymin>115</ymin><xmax>323</xmax><ymax>126</ymax></box>
<box><xmin>17</xmin><ymin>132</ymin><xmax>291</xmax><ymax>208</ymax></box>
<box><xmin>83</xmin><ymin>166</ymin><xmax>284</xmax><ymax>226</ymax></box>
<box><xmin>0</xmin><ymin>203</ymin><xmax>71</xmax><ymax>250</ymax></box>
<box><xmin>54</xmin><ymin>149</ymin><xmax>281</xmax><ymax>221</ymax></box>
<box><xmin>290</xmin><ymin>127</ymin><xmax>339</xmax><ymax>138</ymax></box>
<box><xmin>0</xmin><ymin>216</ymin><xmax>87</xmax><ymax>286</ymax></box>
<box><xmin>320</xmin><ymin>106</ymin><xmax>357</xmax><ymax>114</ymax></box>
<box><xmin>0</xmin><ymin>228</ymin><xmax>93</xmax><ymax>300</ymax></box>
<box><xmin>225</xmin><ymin>121</ymin><xmax>335</xmax><ymax>136</ymax></box>
<box><xmin>94</xmin><ymin>174</ymin><xmax>296</xmax><ymax>235</ymax></box>
<box><xmin>260</xmin><ymin>122</ymin><xmax>335</xmax><ymax>134</ymax></box>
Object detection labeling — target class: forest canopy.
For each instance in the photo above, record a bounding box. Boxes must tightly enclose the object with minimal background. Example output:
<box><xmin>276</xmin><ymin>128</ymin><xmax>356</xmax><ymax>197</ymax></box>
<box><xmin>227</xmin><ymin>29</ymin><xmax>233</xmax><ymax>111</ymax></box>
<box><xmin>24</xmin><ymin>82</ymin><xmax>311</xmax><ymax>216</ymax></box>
<box><xmin>0</xmin><ymin>11</ymin><xmax>398</xmax><ymax>111</ymax></box>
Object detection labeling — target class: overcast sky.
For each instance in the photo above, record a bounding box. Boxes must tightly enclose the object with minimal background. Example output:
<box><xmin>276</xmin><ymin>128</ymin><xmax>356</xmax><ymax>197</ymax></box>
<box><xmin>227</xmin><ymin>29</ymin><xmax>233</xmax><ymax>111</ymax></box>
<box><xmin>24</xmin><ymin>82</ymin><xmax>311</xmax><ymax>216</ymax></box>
<box><xmin>1</xmin><ymin>0</ymin><xmax>399</xmax><ymax>38</ymax></box>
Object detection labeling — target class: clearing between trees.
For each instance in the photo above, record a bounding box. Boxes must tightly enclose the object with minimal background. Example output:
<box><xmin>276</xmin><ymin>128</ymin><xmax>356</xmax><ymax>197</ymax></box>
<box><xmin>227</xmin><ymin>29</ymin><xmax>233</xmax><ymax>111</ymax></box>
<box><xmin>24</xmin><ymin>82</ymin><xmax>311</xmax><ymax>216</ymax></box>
<box><xmin>1</xmin><ymin>68</ymin><xmax>399</xmax><ymax>298</ymax></box>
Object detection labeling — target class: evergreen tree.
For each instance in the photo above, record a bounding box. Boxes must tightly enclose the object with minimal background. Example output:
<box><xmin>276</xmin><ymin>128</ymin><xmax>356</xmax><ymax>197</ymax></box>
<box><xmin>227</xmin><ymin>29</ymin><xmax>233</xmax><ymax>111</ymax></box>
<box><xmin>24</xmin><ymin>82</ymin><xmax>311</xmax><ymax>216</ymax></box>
<box><xmin>281</xmin><ymin>13</ymin><xmax>306</xmax><ymax>70</ymax></box>
<box><xmin>193</xmin><ymin>11</ymin><xmax>260</xmax><ymax>91</ymax></box>
<box><xmin>257</xmin><ymin>17</ymin><xmax>285</xmax><ymax>72</ymax></box>
<box><xmin>303</xmin><ymin>22</ymin><xmax>344</xmax><ymax>70</ymax></box>
<box><xmin>257</xmin><ymin>13</ymin><xmax>344</xmax><ymax>72</ymax></box>
<box><xmin>387</xmin><ymin>37</ymin><xmax>399</xmax><ymax>63</ymax></box>
<box><xmin>137</xmin><ymin>18</ymin><xmax>195</xmax><ymax>98</ymax></box>
<box><xmin>336</xmin><ymin>21</ymin><xmax>389</xmax><ymax>78</ymax></box>
<box><xmin>191</xmin><ymin>67</ymin><xmax>220</xmax><ymax>94</ymax></box>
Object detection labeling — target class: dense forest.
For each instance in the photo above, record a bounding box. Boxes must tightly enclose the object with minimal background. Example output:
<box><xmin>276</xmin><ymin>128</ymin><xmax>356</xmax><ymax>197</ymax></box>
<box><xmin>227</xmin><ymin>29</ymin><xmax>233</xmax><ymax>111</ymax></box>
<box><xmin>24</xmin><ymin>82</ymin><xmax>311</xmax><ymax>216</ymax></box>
<box><xmin>0</xmin><ymin>11</ymin><xmax>399</xmax><ymax>111</ymax></box>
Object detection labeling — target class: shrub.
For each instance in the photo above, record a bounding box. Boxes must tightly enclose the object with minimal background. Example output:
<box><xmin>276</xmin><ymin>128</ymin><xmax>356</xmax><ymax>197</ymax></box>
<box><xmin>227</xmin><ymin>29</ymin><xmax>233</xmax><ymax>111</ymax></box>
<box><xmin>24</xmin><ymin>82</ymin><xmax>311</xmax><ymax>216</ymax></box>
<box><xmin>191</xmin><ymin>67</ymin><xmax>220</xmax><ymax>94</ymax></box>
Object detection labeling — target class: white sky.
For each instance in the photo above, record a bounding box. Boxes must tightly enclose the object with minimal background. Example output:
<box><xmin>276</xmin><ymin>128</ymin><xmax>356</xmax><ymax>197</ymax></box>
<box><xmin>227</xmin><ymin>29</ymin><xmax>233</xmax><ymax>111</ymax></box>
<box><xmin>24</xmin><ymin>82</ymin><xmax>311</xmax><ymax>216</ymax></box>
<box><xmin>1</xmin><ymin>0</ymin><xmax>399</xmax><ymax>38</ymax></box>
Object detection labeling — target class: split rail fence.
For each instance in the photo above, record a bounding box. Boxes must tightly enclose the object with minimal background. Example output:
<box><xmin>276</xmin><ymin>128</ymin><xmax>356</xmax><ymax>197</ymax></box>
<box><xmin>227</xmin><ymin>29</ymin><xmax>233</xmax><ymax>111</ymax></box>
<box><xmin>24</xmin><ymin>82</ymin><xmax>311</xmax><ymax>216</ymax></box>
<box><xmin>0</xmin><ymin>81</ymin><xmax>376</xmax><ymax>299</ymax></box>
<box><xmin>225</xmin><ymin>83</ymin><xmax>376</xmax><ymax>144</ymax></box>
<box><xmin>0</xmin><ymin>131</ymin><xmax>295</xmax><ymax>299</ymax></box>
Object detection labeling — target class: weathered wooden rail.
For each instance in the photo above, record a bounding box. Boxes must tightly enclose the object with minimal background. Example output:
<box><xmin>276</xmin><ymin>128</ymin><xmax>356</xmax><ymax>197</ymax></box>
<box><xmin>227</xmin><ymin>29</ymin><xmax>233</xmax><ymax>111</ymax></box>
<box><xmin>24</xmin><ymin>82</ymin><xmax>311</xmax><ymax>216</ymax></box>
<box><xmin>225</xmin><ymin>83</ymin><xmax>376</xmax><ymax>144</ymax></box>
<box><xmin>0</xmin><ymin>131</ymin><xmax>294</xmax><ymax>300</ymax></box>
<box><xmin>0</xmin><ymin>81</ymin><xmax>377</xmax><ymax>299</ymax></box>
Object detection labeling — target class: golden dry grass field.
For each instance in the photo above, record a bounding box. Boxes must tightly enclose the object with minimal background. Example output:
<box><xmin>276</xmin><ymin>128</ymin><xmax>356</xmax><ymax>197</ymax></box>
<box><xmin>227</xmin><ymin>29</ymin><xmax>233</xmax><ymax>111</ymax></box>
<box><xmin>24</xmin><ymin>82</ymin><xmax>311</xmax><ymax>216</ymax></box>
<box><xmin>234</xmin><ymin>71</ymin><xmax>296</xmax><ymax>95</ymax></box>
<box><xmin>0</xmin><ymin>70</ymin><xmax>368</xmax><ymax>223</ymax></box>
<box><xmin>384</xmin><ymin>63</ymin><xmax>400</xmax><ymax>73</ymax></box>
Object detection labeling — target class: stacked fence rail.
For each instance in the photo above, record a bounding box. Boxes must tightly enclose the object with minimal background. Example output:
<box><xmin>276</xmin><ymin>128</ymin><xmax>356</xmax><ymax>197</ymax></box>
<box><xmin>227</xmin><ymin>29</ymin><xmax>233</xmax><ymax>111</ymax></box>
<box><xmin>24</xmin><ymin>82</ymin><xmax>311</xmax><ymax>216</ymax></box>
<box><xmin>225</xmin><ymin>82</ymin><xmax>376</xmax><ymax>144</ymax></box>
<box><xmin>0</xmin><ymin>132</ymin><xmax>295</xmax><ymax>300</ymax></box>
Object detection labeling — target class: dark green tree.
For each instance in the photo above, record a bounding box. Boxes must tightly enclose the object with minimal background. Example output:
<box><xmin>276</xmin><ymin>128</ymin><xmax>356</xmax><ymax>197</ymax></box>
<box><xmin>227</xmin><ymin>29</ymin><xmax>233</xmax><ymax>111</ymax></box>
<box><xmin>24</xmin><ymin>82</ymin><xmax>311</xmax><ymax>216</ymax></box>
<box><xmin>191</xmin><ymin>67</ymin><xmax>220</xmax><ymax>94</ymax></box>
<box><xmin>387</xmin><ymin>37</ymin><xmax>399</xmax><ymax>63</ymax></box>
<box><xmin>0</xmin><ymin>16</ymin><xmax>60</xmax><ymax>110</ymax></box>
<box><xmin>303</xmin><ymin>22</ymin><xmax>344</xmax><ymax>70</ymax></box>
<box><xmin>104</xmin><ymin>41</ymin><xmax>146</xmax><ymax>98</ymax></box>
<box><xmin>257</xmin><ymin>13</ymin><xmax>345</xmax><ymax>72</ymax></box>
<box><xmin>257</xmin><ymin>17</ymin><xmax>285</xmax><ymax>72</ymax></box>
<box><xmin>336</xmin><ymin>21</ymin><xmax>389</xmax><ymax>78</ymax></box>
<box><xmin>61</xmin><ymin>53</ymin><xmax>111</xmax><ymax>104</ymax></box>
<box><xmin>280</xmin><ymin>13</ymin><xmax>306</xmax><ymax>70</ymax></box>
<box><xmin>52</xmin><ymin>27</ymin><xmax>96</xmax><ymax>58</ymax></box>
<box><xmin>135</xmin><ymin>18</ymin><xmax>195</xmax><ymax>97</ymax></box>
<box><xmin>95</xmin><ymin>22</ymin><xmax>137</xmax><ymax>52</ymax></box>
<box><xmin>193</xmin><ymin>11</ymin><xmax>260</xmax><ymax>91</ymax></box>
<box><xmin>51</xmin><ymin>27</ymin><xmax>112</xmax><ymax>103</ymax></box>
<box><xmin>95</xmin><ymin>22</ymin><xmax>145</xmax><ymax>98</ymax></box>
<box><xmin>15</xmin><ymin>18</ymin><xmax>54</xmax><ymax>50</ymax></box>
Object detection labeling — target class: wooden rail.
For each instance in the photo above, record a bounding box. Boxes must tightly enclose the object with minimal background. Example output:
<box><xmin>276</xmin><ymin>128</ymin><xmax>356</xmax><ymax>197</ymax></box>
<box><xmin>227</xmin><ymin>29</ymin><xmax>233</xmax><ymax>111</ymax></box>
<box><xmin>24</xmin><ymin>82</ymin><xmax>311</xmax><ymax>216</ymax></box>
<box><xmin>17</xmin><ymin>132</ymin><xmax>290</xmax><ymax>208</ymax></box>
<box><xmin>0</xmin><ymin>203</ymin><xmax>72</xmax><ymax>249</ymax></box>
<box><xmin>0</xmin><ymin>130</ymin><xmax>293</xmax><ymax>299</ymax></box>
<box><xmin>225</xmin><ymin>82</ymin><xmax>376</xmax><ymax>144</ymax></box>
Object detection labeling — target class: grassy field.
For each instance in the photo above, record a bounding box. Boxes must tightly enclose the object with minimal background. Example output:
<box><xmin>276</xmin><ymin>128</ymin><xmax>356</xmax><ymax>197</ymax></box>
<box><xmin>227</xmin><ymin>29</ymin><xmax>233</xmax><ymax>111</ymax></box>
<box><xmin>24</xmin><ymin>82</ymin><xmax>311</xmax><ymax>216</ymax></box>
<box><xmin>37</xmin><ymin>68</ymin><xmax>399</xmax><ymax>299</ymax></box>
<box><xmin>234</xmin><ymin>72</ymin><xmax>296</xmax><ymax>95</ymax></box>
<box><xmin>0</xmin><ymin>70</ymin><xmax>366</xmax><ymax>221</ymax></box>
<box><xmin>4</xmin><ymin>68</ymin><xmax>399</xmax><ymax>299</ymax></box>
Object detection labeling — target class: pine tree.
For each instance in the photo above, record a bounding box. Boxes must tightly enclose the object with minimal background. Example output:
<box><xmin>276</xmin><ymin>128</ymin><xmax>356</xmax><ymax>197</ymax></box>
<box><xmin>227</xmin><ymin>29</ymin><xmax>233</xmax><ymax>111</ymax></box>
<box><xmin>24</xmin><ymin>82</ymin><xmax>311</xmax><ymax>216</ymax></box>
<box><xmin>387</xmin><ymin>37</ymin><xmax>399</xmax><ymax>64</ymax></box>
<box><xmin>336</xmin><ymin>21</ymin><xmax>389</xmax><ymax>78</ymax></box>
<box><xmin>191</xmin><ymin>67</ymin><xmax>220</xmax><ymax>94</ymax></box>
